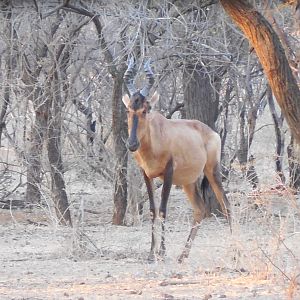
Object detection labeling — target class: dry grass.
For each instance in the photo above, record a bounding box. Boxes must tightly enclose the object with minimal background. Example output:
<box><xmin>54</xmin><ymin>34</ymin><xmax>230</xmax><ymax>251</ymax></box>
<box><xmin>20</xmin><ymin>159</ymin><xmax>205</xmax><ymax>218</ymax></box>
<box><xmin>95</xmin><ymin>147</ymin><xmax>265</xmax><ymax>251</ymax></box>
<box><xmin>1</xmin><ymin>173</ymin><xmax>299</xmax><ymax>299</ymax></box>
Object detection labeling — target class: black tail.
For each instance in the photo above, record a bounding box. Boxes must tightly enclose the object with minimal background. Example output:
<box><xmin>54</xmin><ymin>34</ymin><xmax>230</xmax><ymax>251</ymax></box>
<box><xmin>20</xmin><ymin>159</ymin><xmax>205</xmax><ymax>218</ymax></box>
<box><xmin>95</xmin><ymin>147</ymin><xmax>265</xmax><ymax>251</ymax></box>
<box><xmin>195</xmin><ymin>176</ymin><xmax>223</xmax><ymax>217</ymax></box>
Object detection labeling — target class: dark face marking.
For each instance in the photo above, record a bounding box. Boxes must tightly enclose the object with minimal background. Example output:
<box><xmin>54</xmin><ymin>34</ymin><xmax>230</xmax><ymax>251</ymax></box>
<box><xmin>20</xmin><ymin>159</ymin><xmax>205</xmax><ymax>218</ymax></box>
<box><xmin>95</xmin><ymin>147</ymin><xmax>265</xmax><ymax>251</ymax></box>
<box><xmin>127</xmin><ymin>114</ymin><xmax>140</xmax><ymax>152</ymax></box>
<box><xmin>130</xmin><ymin>92</ymin><xmax>146</xmax><ymax>111</ymax></box>
<box><xmin>126</xmin><ymin>92</ymin><xmax>149</xmax><ymax>152</ymax></box>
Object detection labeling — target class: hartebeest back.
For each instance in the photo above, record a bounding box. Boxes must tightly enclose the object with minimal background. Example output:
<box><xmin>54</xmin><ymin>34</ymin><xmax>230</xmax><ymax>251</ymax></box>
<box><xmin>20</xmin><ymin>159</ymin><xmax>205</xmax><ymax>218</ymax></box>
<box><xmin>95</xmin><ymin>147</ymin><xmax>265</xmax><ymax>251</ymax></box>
<box><xmin>122</xmin><ymin>57</ymin><xmax>231</xmax><ymax>262</ymax></box>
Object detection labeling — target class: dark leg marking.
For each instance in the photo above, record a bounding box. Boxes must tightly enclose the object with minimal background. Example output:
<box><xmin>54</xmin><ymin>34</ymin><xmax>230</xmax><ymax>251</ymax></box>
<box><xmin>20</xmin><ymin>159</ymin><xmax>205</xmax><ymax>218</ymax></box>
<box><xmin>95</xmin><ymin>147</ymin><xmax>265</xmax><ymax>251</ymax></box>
<box><xmin>143</xmin><ymin>171</ymin><xmax>156</xmax><ymax>261</ymax></box>
<box><xmin>159</xmin><ymin>158</ymin><xmax>173</xmax><ymax>257</ymax></box>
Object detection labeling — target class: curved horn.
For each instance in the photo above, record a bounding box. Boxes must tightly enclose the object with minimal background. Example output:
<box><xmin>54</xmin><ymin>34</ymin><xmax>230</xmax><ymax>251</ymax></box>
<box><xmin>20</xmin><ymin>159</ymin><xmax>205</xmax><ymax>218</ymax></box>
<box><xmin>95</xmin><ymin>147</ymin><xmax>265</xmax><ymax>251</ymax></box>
<box><xmin>124</xmin><ymin>56</ymin><xmax>137</xmax><ymax>96</ymax></box>
<box><xmin>140</xmin><ymin>58</ymin><xmax>154</xmax><ymax>97</ymax></box>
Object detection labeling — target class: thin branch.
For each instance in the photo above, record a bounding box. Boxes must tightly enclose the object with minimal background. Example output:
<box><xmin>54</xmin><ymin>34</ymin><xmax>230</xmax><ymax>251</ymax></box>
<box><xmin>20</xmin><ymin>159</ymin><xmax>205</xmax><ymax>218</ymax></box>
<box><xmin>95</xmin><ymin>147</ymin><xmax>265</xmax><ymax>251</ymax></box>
<box><xmin>62</xmin><ymin>3</ymin><xmax>118</xmax><ymax>76</ymax></box>
<box><xmin>42</xmin><ymin>2</ymin><xmax>68</xmax><ymax>19</ymax></box>
<box><xmin>166</xmin><ymin>102</ymin><xmax>184</xmax><ymax>119</ymax></box>
<box><xmin>259</xmin><ymin>246</ymin><xmax>291</xmax><ymax>281</ymax></box>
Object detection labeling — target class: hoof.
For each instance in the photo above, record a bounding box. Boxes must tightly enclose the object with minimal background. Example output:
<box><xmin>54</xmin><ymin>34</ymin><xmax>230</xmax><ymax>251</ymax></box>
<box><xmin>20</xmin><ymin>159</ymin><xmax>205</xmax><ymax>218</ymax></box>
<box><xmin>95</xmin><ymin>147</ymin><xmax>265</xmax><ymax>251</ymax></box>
<box><xmin>177</xmin><ymin>252</ymin><xmax>188</xmax><ymax>264</ymax></box>
<box><xmin>147</xmin><ymin>251</ymin><xmax>165</xmax><ymax>263</ymax></box>
<box><xmin>147</xmin><ymin>252</ymin><xmax>156</xmax><ymax>263</ymax></box>
<box><xmin>158</xmin><ymin>248</ymin><xmax>166</xmax><ymax>258</ymax></box>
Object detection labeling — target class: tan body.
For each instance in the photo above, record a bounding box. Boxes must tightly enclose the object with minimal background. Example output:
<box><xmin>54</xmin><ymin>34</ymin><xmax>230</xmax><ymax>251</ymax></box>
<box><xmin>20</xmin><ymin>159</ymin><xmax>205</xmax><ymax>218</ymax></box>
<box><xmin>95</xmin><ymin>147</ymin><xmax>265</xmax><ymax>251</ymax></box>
<box><xmin>123</xmin><ymin>91</ymin><xmax>231</xmax><ymax>263</ymax></box>
<box><xmin>133</xmin><ymin>112</ymin><xmax>221</xmax><ymax>186</ymax></box>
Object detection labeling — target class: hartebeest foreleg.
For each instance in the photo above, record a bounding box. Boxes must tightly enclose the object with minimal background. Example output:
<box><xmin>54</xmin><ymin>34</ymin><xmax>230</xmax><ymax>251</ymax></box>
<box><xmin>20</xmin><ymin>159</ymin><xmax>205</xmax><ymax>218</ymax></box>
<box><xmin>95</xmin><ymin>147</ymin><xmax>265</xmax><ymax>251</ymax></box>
<box><xmin>143</xmin><ymin>158</ymin><xmax>173</xmax><ymax>261</ymax></box>
<box><xmin>142</xmin><ymin>171</ymin><xmax>156</xmax><ymax>261</ymax></box>
<box><xmin>159</xmin><ymin>158</ymin><xmax>173</xmax><ymax>257</ymax></box>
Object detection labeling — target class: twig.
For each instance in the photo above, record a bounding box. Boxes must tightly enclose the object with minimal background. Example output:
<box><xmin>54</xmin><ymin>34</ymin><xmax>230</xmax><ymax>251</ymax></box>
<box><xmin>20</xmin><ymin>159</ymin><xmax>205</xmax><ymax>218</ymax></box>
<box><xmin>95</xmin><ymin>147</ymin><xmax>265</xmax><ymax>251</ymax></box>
<box><xmin>258</xmin><ymin>246</ymin><xmax>291</xmax><ymax>281</ymax></box>
<box><xmin>26</xmin><ymin>219</ymin><xmax>48</xmax><ymax>227</ymax></box>
<box><xmin>84</xmin><ymin>209</ymin><xmax>102</xmax><ymax>215</ymax></box>
<box><xmin>160</xmin><ymin>280</ymin><xmax>199</xmax><ymax>286</ymax></box>
<box><xmin>42</xmin><ymin>0</ymin><xmax>70</xmax><ymax>18</ymax></box>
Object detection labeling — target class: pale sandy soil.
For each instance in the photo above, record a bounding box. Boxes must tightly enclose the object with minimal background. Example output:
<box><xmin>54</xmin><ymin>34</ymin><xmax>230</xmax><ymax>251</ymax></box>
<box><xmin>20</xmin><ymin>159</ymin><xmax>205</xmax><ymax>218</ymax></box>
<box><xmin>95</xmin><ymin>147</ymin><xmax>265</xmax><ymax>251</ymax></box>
<box><xmin>1</xmin><ymin>179</ymin><xmax>300</xmax><ymax>300</ymax></box>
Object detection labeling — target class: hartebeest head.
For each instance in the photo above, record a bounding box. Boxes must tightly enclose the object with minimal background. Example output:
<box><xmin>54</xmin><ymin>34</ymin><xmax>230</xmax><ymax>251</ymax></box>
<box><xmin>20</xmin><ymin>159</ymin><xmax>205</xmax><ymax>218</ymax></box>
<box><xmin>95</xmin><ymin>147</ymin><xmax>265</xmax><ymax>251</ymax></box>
<box><xmin>122</xmin><ymin>57</ymin><xmax>159</xmax><ymax>152</ymax></box>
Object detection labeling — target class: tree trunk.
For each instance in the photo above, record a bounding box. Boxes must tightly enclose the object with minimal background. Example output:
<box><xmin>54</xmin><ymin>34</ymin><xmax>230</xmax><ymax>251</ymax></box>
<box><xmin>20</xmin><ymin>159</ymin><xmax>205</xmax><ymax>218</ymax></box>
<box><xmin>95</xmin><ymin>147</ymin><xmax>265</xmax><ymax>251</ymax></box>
<box><xmin>220</xmin><ymin>0</ymin><xmax>300</xmax><ymax>145</ymax></box>
<box><xmin>0</xmin><ymin>1</ymin><xmax>16</xmax><ymax>147</ymax></box>
<box><xmin>183</xmin><ymin>63</ymin><xmax>222</xmax><ymax>216</ymax></box>
<box><xmin>26</xmin><ymin>90</ymin><xmax>49</xmax><ymax>204</ymax></box>
<box><xmin>61</xmin><ymin>3</ymin><xmax>129</xmax><ymax>225</ymax></box>
<box><xmin>267</xmin><ymin>85</ymin><xmax>286</xmax><ymax>183</ymax></box>
<box><xmin>46</xmin><ymin>71</ymin><xmax>72</xmax><ymax>226</ymax></box>
<box><xmin>24</xmin><ymin>21</ymin><xmax>61</xmax><ymax>204</ymax></box>
<box><xmin>126</xmin><ymin>156</ymin><xmax>144</xmax><ymax>225</ymax></box>
<box><xmin>112</xmin><ymin>73</ymin><xmax>128</xmax><ymax>225</ymax></box>
<box><xmin>287</xmin><ymin>136</ymin><xmax>300</xmax><ymax>191</ymax></box>
<box><xmin>183</xmin><ymin>63</ymin><xmax>219</xmax><ymax>129</ymax></box>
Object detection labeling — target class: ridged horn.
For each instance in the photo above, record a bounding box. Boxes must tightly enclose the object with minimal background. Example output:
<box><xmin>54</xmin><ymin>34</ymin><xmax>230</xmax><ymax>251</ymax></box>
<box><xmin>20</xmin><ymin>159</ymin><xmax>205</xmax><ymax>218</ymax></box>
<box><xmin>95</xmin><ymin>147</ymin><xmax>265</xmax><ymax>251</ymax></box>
<box><xmin>123</xmin><ymin>56</ymin><xmax>137</xmax><ymax>96</ymax></box>
<box><xmin>140</xmin><ymin>58</ymin><xmax>154</xmax><ymax>97</ymax></box>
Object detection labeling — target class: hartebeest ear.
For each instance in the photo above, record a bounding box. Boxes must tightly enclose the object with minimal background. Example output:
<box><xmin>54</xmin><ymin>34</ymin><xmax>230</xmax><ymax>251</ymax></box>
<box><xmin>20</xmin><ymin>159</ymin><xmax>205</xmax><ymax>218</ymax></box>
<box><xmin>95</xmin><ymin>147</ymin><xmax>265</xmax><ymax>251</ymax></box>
<box><xmin>148</xmin><ymin>91</ymin><xmax>160</xmax><ymax>108</ymax></box>
<box><xmin>122</xmin><ymin>94</ymin><xmax>131</xmax><ymax>108</ymax></box>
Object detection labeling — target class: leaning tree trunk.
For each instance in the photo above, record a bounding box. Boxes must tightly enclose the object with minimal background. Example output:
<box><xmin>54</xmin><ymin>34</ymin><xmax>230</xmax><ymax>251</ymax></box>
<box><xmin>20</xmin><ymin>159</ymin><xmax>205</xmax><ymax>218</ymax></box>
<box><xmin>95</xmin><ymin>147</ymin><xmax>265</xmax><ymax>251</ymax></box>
<box><xmin>112</xmin><ymin>73</ymin><xmax>128</xmax><ymax>225</ymax></box>
<box><xmin>220</xmin><ymin>0</ymin><xmax>300</xmax><ymax>145</ymax></box>
<box><xmin>183</xmin><ymin>63</ymin><xmax>222</xmax><ymax>216</ymax></box>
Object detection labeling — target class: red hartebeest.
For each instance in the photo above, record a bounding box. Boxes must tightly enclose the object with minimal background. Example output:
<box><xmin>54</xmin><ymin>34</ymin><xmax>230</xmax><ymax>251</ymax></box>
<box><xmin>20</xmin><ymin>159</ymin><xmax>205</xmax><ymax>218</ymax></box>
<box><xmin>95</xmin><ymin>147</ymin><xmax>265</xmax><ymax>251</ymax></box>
<box><xmin>122</xmin><ymin>58</ymin><xmax>231</xmax><ymax>263</ymax></box>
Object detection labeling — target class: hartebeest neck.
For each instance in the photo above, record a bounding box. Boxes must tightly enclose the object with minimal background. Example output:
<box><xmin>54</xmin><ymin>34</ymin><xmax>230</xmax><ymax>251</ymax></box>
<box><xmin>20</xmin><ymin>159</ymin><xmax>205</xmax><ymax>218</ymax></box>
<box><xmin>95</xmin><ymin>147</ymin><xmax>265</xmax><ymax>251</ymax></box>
<box><xmin>136</xmin><ymin>117</ymin><xmax>153</xmax><ymax>154</ymax></box>
<box><xmin>134</xmin><ymin>112</ymin><xmax>168</xmax><ymax>161</ymax></box>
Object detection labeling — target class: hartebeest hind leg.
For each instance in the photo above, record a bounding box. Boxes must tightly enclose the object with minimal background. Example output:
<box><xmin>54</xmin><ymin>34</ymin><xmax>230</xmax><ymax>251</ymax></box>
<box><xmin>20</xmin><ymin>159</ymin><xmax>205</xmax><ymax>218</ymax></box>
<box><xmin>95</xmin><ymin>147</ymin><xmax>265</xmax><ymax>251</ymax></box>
<box><xmin>204</xmin><ymin>163</ymin><xmax>231</xmax><ymax>228</ymax></box>
<box><xmin>178</xmin><ymin>182</ymin><xmax>206</xmax><ymax>263</ymax></box>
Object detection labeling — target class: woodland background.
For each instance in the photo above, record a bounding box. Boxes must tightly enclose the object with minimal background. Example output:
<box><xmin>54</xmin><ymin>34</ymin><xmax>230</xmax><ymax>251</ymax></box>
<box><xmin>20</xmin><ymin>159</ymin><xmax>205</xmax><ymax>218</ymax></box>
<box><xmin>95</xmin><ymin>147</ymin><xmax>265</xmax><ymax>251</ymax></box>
<box><xmin>0</xmin><ymin>1</ymin><xmax>300</xmax><ymax>299</ymax></box>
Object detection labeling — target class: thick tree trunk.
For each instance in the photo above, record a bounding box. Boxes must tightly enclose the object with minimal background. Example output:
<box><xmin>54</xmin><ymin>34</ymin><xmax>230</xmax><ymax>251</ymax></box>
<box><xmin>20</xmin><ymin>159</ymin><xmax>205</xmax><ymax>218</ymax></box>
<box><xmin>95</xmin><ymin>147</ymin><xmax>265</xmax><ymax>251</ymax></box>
<box><xmin>112</xmin><ymin>74</ymin><xmax>128</xmax><ymax>225</ymax></box>
<box><xmin>46</xmin><ymin>73</ymin><xmax>72</xmax><ymax>226</ymax></box>
<box><xmin>183</xmin><ymin>63</ymin><xmax>222</xmax><ymax>216</ymax></box>
<box><xmin>26</xmin><ymin>92</ymin><xmax>49</xmax><ymax>203</ymax></box>
<box><xmin>183</xmin><ymin>63</ymin><xmax>219</xmax><ymax>130</ymax></box>
<box><xmin>220</xmin><ymin>0</ymin><xmax>300</xmax><ymax>145</ymax></box>
<box><xmin>24</xmin><ymin>21</ymin><xmax>61</xmax><ymax>204</ymax></box>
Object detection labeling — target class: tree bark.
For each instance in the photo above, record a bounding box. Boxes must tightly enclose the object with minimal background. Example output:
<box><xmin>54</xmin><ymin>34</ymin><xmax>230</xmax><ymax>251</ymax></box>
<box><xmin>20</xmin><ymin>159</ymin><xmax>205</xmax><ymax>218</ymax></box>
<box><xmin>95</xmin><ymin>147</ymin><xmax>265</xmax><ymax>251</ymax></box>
<box><xmin>26</xmin><ymin>91</ymin><xmax>49</xmax><ymax>203</ymax></box>
<box><xmin>287</xmin><ymin>136</ymin><xmax>300</xmax><ymax>191</ymax></box>
<box><xmin>220</xmin><ymin>0</ymin><xmax>300</xmax><ymax>145</ymax></box>
<box><xmin>0</xmin><ymin>1</ymin><xmax>16</xmax><ymax>147</ymax></box>
<box><xmin>183</xmin><ymin>63</ymin><xmax>219</xmax><ymax>130</ymax></box>
<box><xmin>267</xmin><ymin>85</ymin><xmax>286</xmax><ymax>183</ymax></box>
<box><xmin>47</xmin><ymin>93</ymin><xmax>71</xmax><ymax>226</ymax></box>
<box><xmin>112</xmin><ymin>73</ymin><xmax>128</xmax><ymax>225</ymax></box>
<box><xmin>24</xmin><ymin>20</ymin><xmax>61</xmax><ymax>204</ymax></box>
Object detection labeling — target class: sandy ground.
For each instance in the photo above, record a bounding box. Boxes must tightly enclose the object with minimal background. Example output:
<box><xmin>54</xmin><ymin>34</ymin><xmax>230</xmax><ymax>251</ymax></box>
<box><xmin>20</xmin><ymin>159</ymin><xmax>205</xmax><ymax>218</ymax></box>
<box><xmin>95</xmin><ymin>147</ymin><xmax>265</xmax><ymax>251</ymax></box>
<box><xmin>1</xmin><ymin>179</ymin><xmax>300</xmax><ymax>300</ymax></box>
